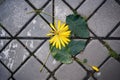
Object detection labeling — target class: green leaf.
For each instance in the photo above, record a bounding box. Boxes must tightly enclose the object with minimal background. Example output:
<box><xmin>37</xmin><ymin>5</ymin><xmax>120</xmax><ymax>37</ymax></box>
<box><xmin>50</xmin><ymin>46</ymin><xmax>73</xmax><ymax>64</ymax></box>
<box><xmin>68</xmin><ymin>40</ymin><xmax>86</xmax><ymax>56</ymax></box>
<box><xmin>66</xmin><ymin>14</ymin><xmax>89</xmax><ymax>38</ymax></box>
<box><xmin>50</xmin><ymin>40</ymin><xmax>86</xmax><ymax>63</ymax></box>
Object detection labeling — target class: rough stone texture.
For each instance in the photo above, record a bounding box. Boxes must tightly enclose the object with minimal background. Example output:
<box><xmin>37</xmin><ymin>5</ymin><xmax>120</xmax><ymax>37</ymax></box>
<box><xmin>65</xmin><ymin>0</ymin><xmax>83</xmax><ymax>9</ymax></box>
<box><xmin>35</xmin><ymin>41</ymin><xmax>60</xmax><ymax>71</ymax></box>
<box><xmin>0</xmin><ymin>0</ymin><xmax>34</xmax><ymax>36</ymax></box>
<box><xmin>97</xmin><ymin>58</ymin><xmax>120</xmax><ymax>80</ymax></box>
<box><xmin>88</xmin><ymin>77</ymin><xmax>95</xmax><ymax>80</ymax></box>
<box><xmin>0</xmin><ymin>39</ymin><xmax>9</xmax><ymax>51</ymax></box>
<box><xmin>55</xmin><ymin>0</ymin><xmax>73</xmax><ymax>22</ymax></box>
<box><xmin>18</xmin><ymin>16</ymin><xmax>50</xmax><ymax>37</ymax></box>
<box><xmin>77</xmin><ymin>0</ymin><xmax>104</xmax><ymax>18</ymax></box>
<box><xmin>0</xmin><ymin>27</ymin><xmax>10</xmax><ymax>37</ymax></box>
<box><xmin>0</xmin><ymin>27</ymin><xmax>10</xmax><ymax>51</ymax></box>
<box><xmin>88</xmin><ymin>0</ymin><xmax>120</xmax><ymax>37</ymax></box>
<box><xmin>105</xmin><ymin>40</ymin><xmax>120</xmax><ymax>54</ymax></box>
<box><xmin>14</xmin><ymin>56</ymin><xmax>49</xmax><ymax>80</ymax></box>
<box><xmin>9</xmin><ymin>78</ymin><xmax>13</xmax><ymax>80</ymax></box>
<box><xmin>20</xmin><ymin>40</ymin><xmax>44</xmax><ymax>52</ymax></box>
<box><xmin>40</xmin><ymin>1</ymin><xmax>53</xmax><ymax>23</ymax></box>
<box><xmin>55</xmin><ymin>61</ymin><xmax>86</xmax><ymax>80</ymax></box>
<box><xmin>0</xmin><ymin>40</ymin><xmax>29</xmax><ymax>71</ymax></box>
<box><xmin>110</xmin><ymin>25</ymin><xmax>120</xmax><ymax>37</ymax></box>
<box><xmin>0</xmin><ymin>0</ymin><xmax>120</xmax><ymax>80</ymax></box>
<box><xmin>49</xmin><ymin>77</ymin><xmax>55</xmax><ymax>80</ymax></box>
<box><xmin>77</xmin><ymin>40</ymin><xmax>108</xmax><ymax>68</ymax></box>
<box><xmin>0</xmin><ymin>62</ymin><xmax>11</xmax><ymax>80</ymax></box>
<box><xmin>29</xmin><ymin>0</ymin><xmax>48</xmax><ymax>9</ymax></box>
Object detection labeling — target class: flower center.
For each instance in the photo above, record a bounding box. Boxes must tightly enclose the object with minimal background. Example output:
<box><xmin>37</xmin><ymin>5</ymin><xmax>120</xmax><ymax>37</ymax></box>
<box><xmin>54</xmin><ymin>30</ymin><xmax>60</xmax><ymax>35</ymax></box>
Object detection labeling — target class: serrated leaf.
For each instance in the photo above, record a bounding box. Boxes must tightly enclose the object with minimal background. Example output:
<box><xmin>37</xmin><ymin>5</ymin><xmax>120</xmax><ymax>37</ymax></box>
<box><xmin>66</xmin><ymin>14</ymin><xmax>89</xmax><ymax>38</ymax></box>
<box><xmin>68</xmin><ymin>40</ymin><xmax>86</xmax><ymax>56</ymax></box>
<box><xmin>50</xmin><ymin>46</ymin><xmax>73</xmax><ymax>64</ymax></box>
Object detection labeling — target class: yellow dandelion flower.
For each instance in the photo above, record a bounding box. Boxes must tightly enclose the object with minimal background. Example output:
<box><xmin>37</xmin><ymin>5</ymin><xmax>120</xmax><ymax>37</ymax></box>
<box><xmin>47</xmin><ymin>20</ymin><xmax>71</xmax><ymax>49</ymax></box>
<box><xmin>91</xmin><ymin>66</ymin><xmax>99</xmax><ymax>72</ymax></box>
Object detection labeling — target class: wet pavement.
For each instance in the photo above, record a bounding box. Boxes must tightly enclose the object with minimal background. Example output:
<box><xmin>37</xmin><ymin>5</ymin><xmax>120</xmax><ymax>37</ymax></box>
<box><xmin>0</xmin><ymin>0</ymin><xmax>120</xmax><ymax>80</ymax></box>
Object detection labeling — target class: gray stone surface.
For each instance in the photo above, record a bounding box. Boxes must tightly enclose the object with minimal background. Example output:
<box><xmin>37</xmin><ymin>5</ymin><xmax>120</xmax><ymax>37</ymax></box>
<box><xmin>77</xmin><ymin>40</ymin><xmax>108</xmax><ymax>69</ymax></box>
<box><xmin>55</xmin><ymin>61</ymin><xmax>86</xmax><ymax>80</ymax></box>
<box><xmin>77</xmin><ymin>0</ymin><xmax>104</xmax><ymax>18</ymax></box>
<box><xmin>0</xmin><ymin>0</ymin><xmax>34</xmax><ymax>36</ymax></box>
<box><xmin>97</xmin><ymin>58</ymin><xmax>120</xmax><ymax>80</ymax></box>
<box><xmin>40</xmin><ymin>1</ymin><xmax>53</xmax><ymax>23</ymax></box>
<box><xmin>0</xmin><ymin>0</ymin><xmax>120</xmax><ymax>80</ymax></box>
<box><xmin>0</xmin><ymin>39</ymin><xmax>9</xmax><ymax>51</ymax></box>
<box><xmin>14</xmin><ymin>56</ymin><xmax>49</xmax><ymax>80</ymax></box>
<box><xmin>88</xmin><ymin>0</ymin><xmax>120</xmax><ymax>37</ymax></box>
<box><xmin>65</xmin><ymin>0</ymin><xmax>83</xmax><ymax>9</ymax></box>
<box><xmin>49</xmin><ymin>77</ymin><xmax>55</xmax><ymax>80</ymax></box>
<box><xmin>0</xmin><ymin>40</ymin><xmax>29</xmax><ymax>71</ymax></box>
<box><xmin>88</xmin><ymin>77</ymin><xmax>94</xmax><ymax>80</ymax></box>
<box><xmin>29</xmin><ymin>0</ymin><xmax>48</xmax><ymax>9</ymax></box>
<box><xmin>9</xmin><ymin>78</ymin><xmax>13</xmax><ymax>80</ymax></box>
<box><xmin>20</xmin><ymin>40</ymin><xmax>44</xmax><ymax>52</ymax></box>
<box><xmin>105</xmin><ymin>40</ymin><xmax>120</xmax><ymax>54</ymax></box>
<box><xmin>18</xmin><ymin>16</ymin><xmax>50</xmax><ymax>37</ymax></box>
<box><xmin>35</xmin><ymin>41</ymin><xmax>60</xmax><ymax>71</ymax></box>
<box><xmin>0</xmin><ymin>62</ymin><xmax>11</xmax><ymax>80</ymax></box>
<box><xmin>110</xmin><ymin>25</ymin><xmax>120</xmax><ymax>37</ymax></box>
<box><xmin>0</xmin><ymin>27</ymin><xmax>10</xmax><ymax>37</ymax></box>
<box><xmin>0</xmin><ymin>0</ymin><xmax>4</xmax><ymax>4</ymax></box>
<box><xmin>55</xmin><ymin>0</ymin><xmax>73</xmax><ymax>22</ymax></box>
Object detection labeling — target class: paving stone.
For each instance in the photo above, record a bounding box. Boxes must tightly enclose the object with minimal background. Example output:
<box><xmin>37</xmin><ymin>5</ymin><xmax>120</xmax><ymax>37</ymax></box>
<box><xmin>0</xmin><ymin>0</ymin><xmax>4</xmax><ymax>4</ymax></box>
<box><xmin>49</xmin><ymin>77</ymin><xmax>55</xmax><ymax>80</ymax></box>
<box><xmin>55</xmin><ymin>61</ymin><xmax>86</xmax><ymax>80</ymax></box>
<box><xmin>116</xmin><ymin>0</ymin><xmax>120</xmax><ymax>5</ymax></box>
<box><xmin>88</xmin><ymin>0</ymin><xmax>120</xmax><ymax>37</ymax></box>
<box><xmin>29</xmin><ymin>0</ymin><xmax>49</xmax><ymax>9</ymax></box>
<box><xmin>0</xmin><ymin>39</ymin><xmax>9</xmax><ymax>51</ymax></box>
<box><xmin>77</xmin><ymin>0</ymin><xmax>104</xmax><ymax>18</ymax></box>
<box><xmin>35</xmin><ymin>41</ymin><xmax>60</xmax><ymax>71</ymax></box>
<box><xmin>105</xmin><ymin>40</ymin><xmax>120</xmax><ymax>54</ymax></box>
<box><xmin>0</xmin><ymin>40</ymin><xmax>29</xmax><ymax>71</ymax></box>
<box><xmin>88</xmin><ymin>77</ymin><xmax>95</xmax><ymax>80</ymax></box>
<box><xmin>9</xmin><ymin>78</ymin><xmax>13</xmax><ymax>80</ymax></box>
<box><xmin>65</xmin><ymin>0</ymin><xmax>83</xmax><ymax>9</ymax></box>
<box><xmin>20</xmin><ymin>40</ymin><xmax>44</xmax><ymax>52</ymax></box>
<box><xmin>110</xmin><ymin>25</ymin><xmax>120</xmax><ymax>37</ymax></box>
<box><xmin>77</xmin><ymin>40</ymin><xmax>108</xmax><ymax>69</ymax></box>
<box><xmin>55</xmin><ymin>0</ymin><xmax>73</xmax><ymax>22</ymax></box>
<box><xmin>0</xmin><ymin>0</ymin><xmax>34</xmax><ymax>36</ymax></box>
<box><xmin>0</xmin><ymin>25</ymin><xmax>10</xmax><ymax>50</ymax></box>
<box><xmin>18</xmin><ymin>15</ymin><xmax>50</xmax><ymax>37</ymax></box>
<box><xmin>0</xmin><ymin>26</ymin><xmax>10</xmax><ymax>37</ymax></box>
<box><xmin>0</xmin><ymin>62</ymin><xmax>11</xmax><ymax>80</ymax></box>
<box><xmin>40</xmin><ymin>1</ymin><xmax>53</xmax><ymax>23</ymax></box>
<box><xmin>14</xmin><ymin>56</ymin><xmax>49</xmax><ymax>80</ymax></box>
<box><xmin>96</xmin><ymin>58</ymin><xmax>120</xmax><ymax>80</ymax></box>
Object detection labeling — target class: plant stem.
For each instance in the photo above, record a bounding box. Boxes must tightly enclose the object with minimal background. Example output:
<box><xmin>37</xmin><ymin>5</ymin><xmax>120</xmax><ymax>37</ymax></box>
<box><xmin>102</xmin><ymin>41</ymin><xmax>120</xmax><ymax>59</ymax></box>
<box><xmin>73</xmin><ymin>56</ymin><xmax>88</xmax><ymax>66</ymax></box>
<box><xmin>40</xmin><ymin>51</ymin><xmax>51</xmax><ymax>72</ymax></box>
<box><xmin>27</xmin><ymin>9</ymin><xmax>65</xmax><ymax>23</ymax></box>
<box><xmin>73</xmin><ymin>56</ymin><xmax>94</xmax><ymax>68</ymax></box>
